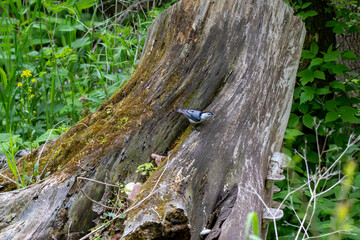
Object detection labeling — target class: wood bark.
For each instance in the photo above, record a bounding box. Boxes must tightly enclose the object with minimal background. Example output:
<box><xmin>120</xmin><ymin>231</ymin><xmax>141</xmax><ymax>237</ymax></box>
<box><xmin>0</xmin><ymin>0</ymin><xmax>305</xmax><ymax>239</ymax></box>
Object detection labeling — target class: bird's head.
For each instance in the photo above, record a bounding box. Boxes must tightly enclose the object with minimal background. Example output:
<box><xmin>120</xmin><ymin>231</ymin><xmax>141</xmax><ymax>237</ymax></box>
<box><xmin>200</xmin><ymin>112</ymin><xmax>214</xmax><ymax>121</ymax></box>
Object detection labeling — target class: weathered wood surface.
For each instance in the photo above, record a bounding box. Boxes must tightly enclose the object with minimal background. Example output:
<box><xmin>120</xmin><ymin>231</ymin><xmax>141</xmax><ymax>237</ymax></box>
<box><xmin>0</xmin><ymin>0</ymin><xmax>305</xmax><ymax>239</ymax></box>
<box><xmin>121</xmin><ymin>0</ymin><xmax>305</xmax><ymax>239</ymax></box>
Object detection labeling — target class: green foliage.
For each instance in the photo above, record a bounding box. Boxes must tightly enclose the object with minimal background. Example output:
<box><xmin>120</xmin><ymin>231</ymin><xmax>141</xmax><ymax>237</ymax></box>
<box><xmin>0</xmin><ymin>126</ymin><xmax>65</xmax><ymax>188</ymax></box>
<box><xmin>327</xmin><ymin>0</ymin><xmax>360</xmax><ymax>35</ymax></box>
<box><xmin>293</xmin><ymin>1</ymin><xmax>318</xmax><ymax>20</ymax></box>
<box><xmin>293</xmin><ymin>42</ymin><xmax>360</xmax><ymax>128</ymax></box>
<box><xmin>0</xmin><ymin>0</ymin><xmax>173</xmax><ymax>152</ymax></box>
<box><xmin>136</xmin><ymin>163</ymin><xmax>156</xmax><ymax>176</ymax></box>
<box><xmin>0</xmin><ymin>132</ymin><xmax>27</xmax><ymax>188</ymax></box>
<box><xmin>271</xmin><ymin>0</ymin><xmax>360</xmax><ymax>239</ymax></box>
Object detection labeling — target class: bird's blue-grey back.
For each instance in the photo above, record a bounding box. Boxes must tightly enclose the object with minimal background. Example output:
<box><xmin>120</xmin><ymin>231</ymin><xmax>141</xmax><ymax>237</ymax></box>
<box><xmin>177</xmin><ymin>109</ymin><xmax>202</xmax><ymax>123</ymax></box>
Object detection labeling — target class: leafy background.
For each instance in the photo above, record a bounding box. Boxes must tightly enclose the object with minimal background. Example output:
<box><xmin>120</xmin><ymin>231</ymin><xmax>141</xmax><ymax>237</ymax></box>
<box><xmin>269</xmin><ymin>0</ymin><xmax>360</xmax><ymax>239</ymax></box>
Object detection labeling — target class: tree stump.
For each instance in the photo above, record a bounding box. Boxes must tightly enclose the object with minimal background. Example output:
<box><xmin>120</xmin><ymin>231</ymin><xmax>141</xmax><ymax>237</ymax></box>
<box><xmin>0</xmin><ymin>0</ymin><xmax>305</xmax><ymax>239</ymax></box>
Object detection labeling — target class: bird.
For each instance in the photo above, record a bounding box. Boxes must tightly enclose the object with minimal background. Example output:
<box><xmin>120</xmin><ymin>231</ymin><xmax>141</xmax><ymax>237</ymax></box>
<box><xmin>177</xmin><ymin>109</ymin><xmax>214</xmax><ymax>124</ymax></box>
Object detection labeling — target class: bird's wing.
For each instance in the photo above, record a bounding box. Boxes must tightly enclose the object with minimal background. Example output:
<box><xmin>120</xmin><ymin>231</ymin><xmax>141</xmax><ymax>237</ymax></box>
<box><xmin>178</xmin><ymin>109</ymin><xmax>202</xmax><ymax>122</ymax></box>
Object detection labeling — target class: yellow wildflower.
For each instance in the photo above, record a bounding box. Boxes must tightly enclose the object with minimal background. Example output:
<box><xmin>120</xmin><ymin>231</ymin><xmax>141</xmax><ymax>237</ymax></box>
<box><xmin>21</xmin><ymin>69</ymin><xmax>32</xmax><ymax>78</ymax></box>
<box><xmin>20</xmin><ymin>99</ymin><xmax>24</xmax><ymax>102</ymax></box>
<box><xmin>33</xmin><ymin>111</ymin><xmax>36</xmax><ymax>114</ymax></box>
<box><xmin>28</xmin><ymin>89</ymin><xmax>32</xmax><ymax>93</ymax></box>
<box><xmin>17</xmin><ymin>82</ymin><xmax>23</xmax><ymax>87</ymax></box>
<box><xmin>30</xmin><ymin>94</ymin><xmax>35</xmax><ymax>98</ymax></box>
<box><xmin>31</xmin><ymin>78</ymin><xmax>36</xmax><ymax>83</ymax></box>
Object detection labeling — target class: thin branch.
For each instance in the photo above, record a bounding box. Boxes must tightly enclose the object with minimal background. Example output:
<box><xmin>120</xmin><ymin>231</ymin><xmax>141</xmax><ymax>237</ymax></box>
<box><xmin>249</xmin><ymin>186</ymin><xmax>279</xmax><ymax>240</ymax></box>
<box><xmin>304</xmin><ymin>229</ymin><xmax>353</xmax><ymax>239</ymax></box>
<box><xmin>79</xmin><ymin>175</ymin><xmax>188</xmax><ymax>240</ymax></box>
<box><xmin>320</xmin><ymin>134</ymin><xmax>359</xmax><ymax>179</ymax></box>
<box><xmin>79</xmin><ymin>155</ymin><xmax>189</xmax><ymax>240</ymax></box>
<box><xmin>77</xmin><ymin>176</ymin><xmax>121</xmax><ymax>188</ymax></box>
<box><xmin>315</xmin><ymin>175</ymin><xmax>346</xmax><ymax>198</ymax></box>
<box><xmin>313</xmin><ymin>119</ymin><xmax>322</xmax><ymax>168</ymax></box>
<box><xmin>80</xmin><ymin>189</ymin><xmax>117</xmax><ymax>210</ymax></box>
<box><xmin>0</xmin><ymin>172</ymin><xmax>17</xmax><ymax>184</ymax></box>
<box><xmin>289</xmin><ymin>197</ymin><xmax>310</xmax><ymax>238</ymax></box>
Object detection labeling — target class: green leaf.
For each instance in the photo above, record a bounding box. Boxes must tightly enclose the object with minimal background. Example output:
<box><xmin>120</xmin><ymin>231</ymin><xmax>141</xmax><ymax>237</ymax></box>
<box><xmin>293</xmin><ymin>87</ymin><xmax>302</xmax><ymax>100</ymax></box>
<box><xmin>302</xmin><ymin>50</ymin><xmax>315</xmax><ymax>59</ymax></box>
<box><xmin>288</xmin><ymin>114</ymin><xmax>300</xmax><ymax>128</ymax></box>
<box><xmin>354</xmin><ymin>175</ymin><xmax>360</xmax><ymax>189</ymax></box>
<box><xmin>325</xmin><ymin>20</ymin><xmax>337</xmax><ymax>27</ymax></box>
<box><xmin>307</xmin><ymin>151</ymin><xmax>319</xmax><ymax>163</ymax></box>
<box><xmin>75</xmin><ymin>0</ymin><xmax>96</xmax><ymax>10</ymax></box>
<box><xmin>323</xmin><ymin>51</ymin><xmax>340</xmax><ymax>62</ymax></box>
<box><xmin>71</xmin><ymin>37</ymin><xmax>91</xmax><ymax>49</ymax></box>
<box><xmin>325</xmin><ymin>111</ymin><xmax>340</xmax><ymax>123</ymax></box>
<box><xmin>56</xmin><ymin>25</ymin><xmax>76</xmax><ymax>32</ymax></box>
<box><xmin>298</xmin><ymin>69</ymin><xmax>314</xmax><ymax>85</ymax></box>
<box><xmin>331</xmin><ymin>64</ymin><xmax>349</xmax><ymax>75</ymax></box>
<box><xmin>301</xmin><ymin>2</ymin><xmax>312</xmax><ymax>9</ymax></box>
<box><xmin>293</xmin><ymin>166</ymin><xmax>304</xmax><ymax>173</ymax></box>
<box><xmin>284</xmin><ymin>129</ymin><xmax>304</xmax><ymax>140</ymax></box>
<box><xmin>310</xmin><ymin>42</ymin><xmax>319</xmax><ymax>55</ymax></box>
<box><xmin>73</xmin><ymin>23</ymin><xmax>86</xmax><ymax>31</ymax></box>
<box><xmin>335</xmin><ymin>22</ymin><xmax>348</xmax><ymax>34</ymax></box>
<box><xmin>309</xmin><ymin>58</ymin><xmax>323</xmax><ymax>67</ymax></box>
<box><xmin>104</xmin><ymin>74</ymin><xmax>129</xmax><ymax>81</ymax></box>
<box><xmin>330</xmin><ymin>81</ymin><xmax>345</xmax><ymax>91</ymax></box>
<box><xmin>300</xmin><ymin>91</ymin><xmax>314</xmax><ymax>104</ymax></box>
<box><xmin>324</xmin><ymin>99</ymin><xmax>337</xmax><ymax>111</ymax></box>
<box><xmin>326</xmin><ymin>20</ymin><xmax>348</xmax><ymax>34</ymax></box>
<box><xmin>36</xmin><ymin>130</ymin><xmax>59</xmax><ymax>144</ymax></box>
<box><xmin>28</xmin><ymin>38</ymin><xmax>52</xmax><ymax>46</ymax></box>
<box><xmin>302</xmin><ymin>114</ymin><xmax>314</xmax><ymax>129</ymax></box>
<box><xmin>341</xmin><ymin>114</ymin><xmax>360</xmax><ymax>123</ymax></box>
<box><xmin>338</xmin><ymin>106</ymin><xmax>360</xmax><ymax>123</ymax></box>
<box><xmin>0</xmin><ymin>133</ymin><xmax>21</xmax><ymax>143</ymax></box>
<box><xmin>300</xmin><ymin>86</ymin><xmax>315</xmax><ymax>104</ymax></box>
<box><xmin>297</xmin><ymin>10</ymin><xmax>318</xmax><ymax>20</ymax></box>
<box><xmin>314</xmin><ymin>70</ymin><xmax>325</xmax><ymax>80</ymax></box>
<box><xmin>342</xmin><ymin>51</ymin><xmax>359</xmax><ymax>60</ymax></box>
<box><xmin>0</xmin><ymin>68</ymin><xmax>8</xmax><ymax>86</ymax></box>
<box><xmin>316</xmin><ymin>86</ymin><xmax>331</xmax><ymax>95</ymax></box>
<box><xmin>333</xmin><ymin>25</ymin><xmax>345</xmax><ymax>34</ymax></box>
<box><xmin>298</xmin><ymin>103</ymin><xmax>309</xmax><ymax>114</ymax></box>
<box><xmin>322</xmin><ymin>62</ymin><xmax>337</xmax><ymax>71</ymax></box>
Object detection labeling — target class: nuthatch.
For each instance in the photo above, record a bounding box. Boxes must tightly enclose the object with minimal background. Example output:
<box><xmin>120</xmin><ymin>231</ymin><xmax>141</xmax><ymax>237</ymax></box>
<box><xmin>177</xmin><ymin>109</ymin><xmax>214</xmax><ymax>124</ymax></box>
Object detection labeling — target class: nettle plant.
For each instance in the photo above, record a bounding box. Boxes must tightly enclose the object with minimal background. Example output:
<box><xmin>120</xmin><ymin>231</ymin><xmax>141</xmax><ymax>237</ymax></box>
<box><xmin>290</xmin><ymin>42</ymin><xmax>359</xmax><ymax>133</ymax></box>
<box><xmin>270</xmin><ymin>0</ymin><xmax>360</xmax><ymax>239</ymax></box>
